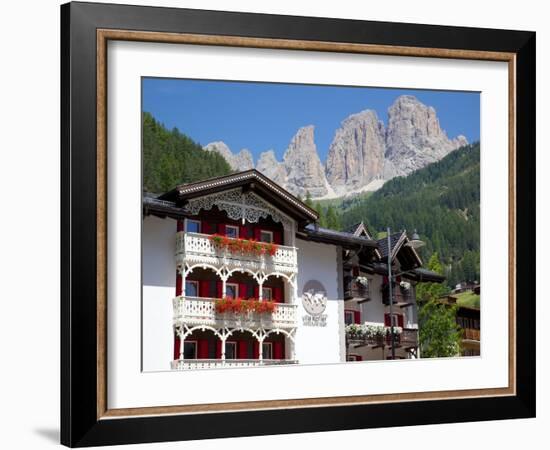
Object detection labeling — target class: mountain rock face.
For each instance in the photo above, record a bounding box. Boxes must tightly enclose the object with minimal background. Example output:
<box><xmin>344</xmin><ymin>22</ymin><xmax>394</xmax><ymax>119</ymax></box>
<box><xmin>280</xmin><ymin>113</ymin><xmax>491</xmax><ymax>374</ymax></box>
<box><xmin>325</xmin><ymin>110</ymin><xmax>386</xmax><ymax>196</ymax></box>
<box><xmin>385</xmin><ymin>95</ymin><xmax>468</xmax><ymax>176</ymax></box>
<box><xmin>203</xmin><ymin>95</ymin><xmax>468</xmax><ymax>198</ymax></box>
<box><xmin>204</xmin><ymin>142</ymin><xmax>254</xmax><ymax>172</ymax></box>
<box><xmin>256</xmin><ymin>150</ymin><xmax>287</xmax><ymax>187</ymax></box>
<box><xmin>282</xmin><ymin>126</ymin><xmax>329</xmax><ymax>198</ymax></box>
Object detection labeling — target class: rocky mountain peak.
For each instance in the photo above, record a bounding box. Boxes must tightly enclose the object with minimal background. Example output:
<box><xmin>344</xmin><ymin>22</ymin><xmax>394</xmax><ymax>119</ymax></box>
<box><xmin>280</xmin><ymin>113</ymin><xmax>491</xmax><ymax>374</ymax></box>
<box><xmin>385</xmin><ymin>95</ymin><xmax>468</xmax><ymax>176</ymax></box>
<box><xmin>204</xmin><ymin>141</ymin><xmax>254</xmax><ymax>172</ymax></box>
<box><xmin>204</xmin><ymin>95</ymin><xmax>469</xmax><ymax>199</ymax></box>
<box><xmin>282</xmin><ymin>126</ymin><xmax>329</xmax><ymax>198</ymax></box>
<box><xmin>256</xmin><ymin>150</ymin><xmax>287</xmax><ymax>187</ymax></box>
<box><xmin>325</xmin><ymin>109</ymin><xmax>386</xmax><ymax>196</ymax></box>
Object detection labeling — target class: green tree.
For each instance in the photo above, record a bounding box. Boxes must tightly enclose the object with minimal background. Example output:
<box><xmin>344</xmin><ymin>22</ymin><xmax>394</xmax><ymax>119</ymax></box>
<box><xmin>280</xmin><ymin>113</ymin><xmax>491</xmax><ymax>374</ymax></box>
<box><xmin>142</xmin><ymin>112</ymin><xmax>232</xmax><ymax>192</ymax></box>
<box><xmin>325</xmin><ymin>205</ymin><xmax>340</xmax><ymax>230</ymax></box>
<box><xmin>418</xmin><ymin>300</ymin><xmax>462</xmax><ymax>358</ymax></box>
<box><xmin>416</xmin><ymin>253</ymin><xmax>449</xmax><ymax>302</ymax></box>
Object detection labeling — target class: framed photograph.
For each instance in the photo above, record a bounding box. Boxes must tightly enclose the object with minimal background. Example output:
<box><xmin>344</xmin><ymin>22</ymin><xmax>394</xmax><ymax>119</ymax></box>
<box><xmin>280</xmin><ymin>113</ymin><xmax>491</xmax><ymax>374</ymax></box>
<box><xmin>61</xmin><ymin>1</ymin><xmax>535</xmax><ymax>447</ymax></box>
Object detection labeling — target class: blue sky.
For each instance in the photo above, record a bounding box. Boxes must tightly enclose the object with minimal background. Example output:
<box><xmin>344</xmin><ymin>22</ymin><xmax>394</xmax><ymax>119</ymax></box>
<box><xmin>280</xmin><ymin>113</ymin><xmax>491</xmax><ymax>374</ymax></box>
<box><xmin>142</xmin><ymin>78</ymin><xmax>480</xmax><ymax>162</ymax></box>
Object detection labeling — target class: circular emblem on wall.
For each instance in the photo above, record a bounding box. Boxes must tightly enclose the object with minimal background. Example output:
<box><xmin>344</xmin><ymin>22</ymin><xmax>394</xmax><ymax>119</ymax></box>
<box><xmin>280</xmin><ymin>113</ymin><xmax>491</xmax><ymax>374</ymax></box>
<box><xmin>301</xmin><ymin>280</ymin><xmax>328</xmax><ymax>316</ymax></box>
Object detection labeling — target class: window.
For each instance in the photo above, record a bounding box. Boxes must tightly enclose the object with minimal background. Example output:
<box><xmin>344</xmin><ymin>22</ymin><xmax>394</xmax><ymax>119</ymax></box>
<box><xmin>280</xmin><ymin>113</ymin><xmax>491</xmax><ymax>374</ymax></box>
<box><xmin>344</xmin><ymin>310</ymin><xmax>355</xmax><ymax>325</ymax></box>
<box><xmin>262</xmin><ymin>342</ymin><xmax>273</xmax><ymax>359</ymax></box>
<box><xmin>347</xmin><ymin>355</ymin><xmax>359</xmax><ymax>362</ymax></box>
<box><xmin>225</xmin><ymin>283</ymin><xmax>238</xmax><ymax>299</ymax></box>
<box><xmin>259</xmin><ymin>230</ymin><xmax>273</xmax><ymax>243</ymax></box>
<box><xmin>262</xmin><ymin>287</ymin><xmax>272</xmax><ymax>300</ymax></box>
<box><xmin>185</xmin><ymin>219</ymin><xmax>201</xmax><ymax>233</ymax></box>
<box><xmin>389</xmin><ymin>314</ymin><xmax>400</xmax><ymax>327</ymax></box>
<box><xmin>225</xmin><ymin>341</ymin><xmax>237</xmax><ymax>359</ymax></box>
<box><xmin>183</xmin><ymin>341</ymin><xmax>197</xmax><ymax>359</ymax></box>
<box><xmin>225</xmin><ymin>225</ymin><xmax>239</xmax><ymax>239</ymax></box>
<box><xmin>185</xmin><ymin>280</ymin><xmax>199</xmax><ymax>297</ymax></box>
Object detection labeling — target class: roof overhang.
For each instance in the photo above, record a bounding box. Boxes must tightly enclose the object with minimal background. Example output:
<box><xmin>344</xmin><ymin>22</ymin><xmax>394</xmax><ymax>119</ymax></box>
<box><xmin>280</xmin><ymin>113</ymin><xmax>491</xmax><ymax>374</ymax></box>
<box><xmin>297</xmin><ymin>226</ymin><xmax>378</xmax><ymax>250</ymax></box>
<box><xmin>159</xmin><ymin>169</ymin><xmax>319</xmax><ymax>224</ymax></box>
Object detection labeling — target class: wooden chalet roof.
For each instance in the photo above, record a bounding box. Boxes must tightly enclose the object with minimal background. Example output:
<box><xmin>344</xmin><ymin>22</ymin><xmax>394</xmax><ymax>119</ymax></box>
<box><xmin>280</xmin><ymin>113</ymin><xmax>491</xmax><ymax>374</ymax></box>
<box><xmin>158</xmin><ymin>169</ymin><xmax>319</xmax><ymax>224</ymax></box>
<box><xmin>376</xmin><ymin>231</ymin><xmax>423</xmax><ymax>269</ymax></box>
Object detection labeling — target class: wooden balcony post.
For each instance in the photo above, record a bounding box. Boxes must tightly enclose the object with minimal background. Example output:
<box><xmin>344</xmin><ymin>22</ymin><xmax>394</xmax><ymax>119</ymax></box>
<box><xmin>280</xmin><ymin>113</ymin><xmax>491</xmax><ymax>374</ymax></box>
<box><xmin>179</xmin><ymin>329</ymin><xmax>185</xmax><ymax>361</ymax></box>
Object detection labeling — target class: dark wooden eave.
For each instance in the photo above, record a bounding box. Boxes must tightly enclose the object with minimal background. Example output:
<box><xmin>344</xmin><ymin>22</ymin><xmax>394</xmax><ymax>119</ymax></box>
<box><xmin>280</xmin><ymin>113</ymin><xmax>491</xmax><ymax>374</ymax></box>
<box><xmin>297</xmin><ymin>225</ymin><xmax>378</xmax><ymax>250</ymax></box>
<box><xmin>158</xmin><ymin>169</ymin><xmax>319</xmax><ymax>224</ymax></box>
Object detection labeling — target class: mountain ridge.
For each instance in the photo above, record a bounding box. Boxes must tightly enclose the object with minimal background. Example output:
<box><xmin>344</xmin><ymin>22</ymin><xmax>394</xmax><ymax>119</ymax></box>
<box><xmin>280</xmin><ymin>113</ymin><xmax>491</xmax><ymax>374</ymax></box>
<box><xmin>203</xmin><ymin>95</ymin><xmax>467</xmax><ymax>199</ymax></box>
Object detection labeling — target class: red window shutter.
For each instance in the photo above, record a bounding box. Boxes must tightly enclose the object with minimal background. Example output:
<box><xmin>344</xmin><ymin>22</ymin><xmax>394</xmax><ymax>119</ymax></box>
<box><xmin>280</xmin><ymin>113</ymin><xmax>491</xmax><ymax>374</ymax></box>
<box><xmin>253</xmin><ymin>341</ymin><xmax>259</xmax><ymax>359</ymax></box>
<box><xmin>201</xmin><ymin>221</ymin><xmax>210</xmax><ymax>234</ymax></box>
<box><xmin>237</xmin><ymin>340</ymin><xmax>248</xmax><ymax>359</ymax></box>
<box><xmin>254</xmin><ymin>228</ymin><xmax>261</xmax><ymax>241</ymax></box>
<box><xmin>354</xmin><ymin>310</ymin><xmax>361</xmax><ymax>324</ymax></box>
<box><xmin>239</xmin><ymin>224</ymin><xmax>248</xmax><ymax>239</ymax></box>
<box><xmin>175</xmin><ymin>272</ymin><xmax>182</xmax><ymax>296</ymax></box>
<box><xmin>216</xmin><ymin>281</ymin><xmax>223</xmax><ymax>298</ymax></box>
<box><xmin>199</xmin><ymin>280</ymin><xmax>210</xmax><ymax>298</ymax></box>
<box><xmin>177</xmin><ymin>220</ymin><xmax>184</xmax><ymax>232</ymax></box>
<box><xmin>273</xmin><ymin>287</ymin><xmax>283</xmax><ymax>303</ymax></box>
<box><xmin>215</xmin><ymin>340</ymin><xmax>222</xmax><ymax>359</ymax></box>
<box><xmin>273</xmin><ymin>230</ymin><xmax>282</xmax><ymax>245</ymax></box>
<box><xmin>273</xmin><ymin>341</ymin><xmax>284</xmax><ymax>360</ymax></box>
<box><xmin>239</xmin><ymin>283</ymin><xmax>248</xmax><ymax>299</ymax></box>
<box><xmin>398</xmin><ymin>314</ymin><xmax>404</xmax><ymax>328</ymax></box>
<box><xmin>198</xmin><ymin>340</ymin><xmax>209</xmax><ymax>359</ymax></box>
<box><xmin>174</xmin><ymin>336</ymin><xmax>180</xmax><ymax>360</ymax></box>
<box><xmin>253</xmin><ymin>285</ymin><xmax>260</xmax><ymax>299</ymax></box>
<box><xmin>218</xmin><ymin>224</ymin><xmax>226</xmax><ymax>236</ymax></box>
<box><xmin>384</xmin><ymin>313</ymin><xmax>391</xmax><ymax>326</ymax></box>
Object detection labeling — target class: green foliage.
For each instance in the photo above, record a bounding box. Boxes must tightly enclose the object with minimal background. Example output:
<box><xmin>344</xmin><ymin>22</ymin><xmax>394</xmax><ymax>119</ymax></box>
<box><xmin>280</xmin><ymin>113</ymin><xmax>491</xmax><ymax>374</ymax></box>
<box><xmin>339</xmin><ymin>143</ymin><xmax>480</xmax><ymax>289</ymax></box>
<box><xmin>314</xmin><ymin>202</ymin><xmax>342</xmax><ymax>230</ymax></box>
<box><xmin>419</xmin><ymin>299</ymin><xmax>462</xmax><ymax>358</ymax></box>
<box><xmin>416</xmin><ymin>253</ymin><xmax>450</xmax><ymax>302</ymax></box>
<box><xmin>454</xmin><ymin>291</ymin><xmax>481</xmax><ymax>309</ymax></box>
<box><xmin>142</xmin><ymin>112</ymin><xmax>232</xmax><ymax>193</ymax></box>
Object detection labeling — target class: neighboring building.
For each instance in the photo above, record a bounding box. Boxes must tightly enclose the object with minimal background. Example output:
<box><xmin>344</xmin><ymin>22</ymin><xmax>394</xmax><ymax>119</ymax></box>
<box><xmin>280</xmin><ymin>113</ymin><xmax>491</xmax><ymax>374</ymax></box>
<box><xmin>142</xmin><ymin>169</ymin><xmax>444</xmax><ymax>371</ymax></box>
<box><xmin>439</xmin><ymin>292</ymin><xmax>481</xmax><ymax>356</ymax></box>
<box><xmin>342</xmin><ymin>225</ymin><xmax>445</xmax><ymax>361</ymax></box>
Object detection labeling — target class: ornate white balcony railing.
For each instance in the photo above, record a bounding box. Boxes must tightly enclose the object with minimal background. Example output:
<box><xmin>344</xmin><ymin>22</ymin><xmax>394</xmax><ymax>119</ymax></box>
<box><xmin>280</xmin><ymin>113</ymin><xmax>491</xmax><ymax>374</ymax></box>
<box><xmin>175</xmin><ymin>232</ymin><xmax>298</xmax><ymax>275</ymax></box>
<box><xmin>173</xmin><ymin>296</ymin><xmax>298</xmax><ymax>329</ymax></box>
<box><xmin>171</xmin><ymin>359</ymin><xmax>299</xmax><ymax>370</ymax></box>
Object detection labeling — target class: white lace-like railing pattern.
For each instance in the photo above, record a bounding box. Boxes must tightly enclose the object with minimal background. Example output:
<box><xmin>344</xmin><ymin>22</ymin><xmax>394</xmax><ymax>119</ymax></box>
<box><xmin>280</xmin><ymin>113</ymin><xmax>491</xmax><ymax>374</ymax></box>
<box><xmin>173</xmin><ymin>296</ymin><xmax>298</xmax><ymax>329</ymax></box>
<box><xmin>170</xmin><ymin>359</ymin><xmax>299</xmax><ymax>370</ymax></box>
<box><xmin>175</xmin><ymin>232</ymin><xmax>298</xmax><ymax>275</ymax></box>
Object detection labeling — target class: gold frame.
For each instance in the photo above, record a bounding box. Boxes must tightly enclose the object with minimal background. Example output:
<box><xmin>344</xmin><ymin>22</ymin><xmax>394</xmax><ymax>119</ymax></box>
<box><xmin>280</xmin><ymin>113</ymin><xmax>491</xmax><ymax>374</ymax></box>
<box><xmin>96</xmin><ymin>29</ymin><xmax>516</xmax><ymax>420</ymax></box>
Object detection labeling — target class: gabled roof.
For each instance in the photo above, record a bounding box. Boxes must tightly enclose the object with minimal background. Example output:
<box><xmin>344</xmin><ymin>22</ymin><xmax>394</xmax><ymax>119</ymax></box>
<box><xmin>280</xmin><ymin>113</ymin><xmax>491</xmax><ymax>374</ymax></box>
<box><xmin>159</xmin><ymin>169</ymin><xmax>319</xmax><ymax>224</ymax></box>
<box><xmin>345</xmin><ymin>221</ymin><xmax>373</xmax><ymax>239</ymax></box>
<box><xmin>376</xmin><ymin>231</ymin><xmax>423</xmax><ymax>269</ymax></box>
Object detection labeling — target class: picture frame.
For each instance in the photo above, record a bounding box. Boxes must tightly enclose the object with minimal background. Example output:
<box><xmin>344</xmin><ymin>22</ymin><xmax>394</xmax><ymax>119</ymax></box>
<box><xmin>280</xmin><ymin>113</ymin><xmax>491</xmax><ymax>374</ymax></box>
<box><xmin>60</xmin><ymin>1</ymin><xmax>535</xmax><ymax>447</ymax></box>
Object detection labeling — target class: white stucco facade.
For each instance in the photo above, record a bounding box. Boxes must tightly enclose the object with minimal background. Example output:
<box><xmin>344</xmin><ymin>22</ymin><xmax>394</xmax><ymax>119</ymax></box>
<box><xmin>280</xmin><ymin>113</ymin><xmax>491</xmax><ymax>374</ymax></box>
<box><xmin>294</xmin><ymin>239</ymin><xmax>346</xmax><ymax>365</ymax></box>
<box><xmin>142</xmin><ymin>216</ymin><xmax>176</xmax><ymax>372</ymax></box>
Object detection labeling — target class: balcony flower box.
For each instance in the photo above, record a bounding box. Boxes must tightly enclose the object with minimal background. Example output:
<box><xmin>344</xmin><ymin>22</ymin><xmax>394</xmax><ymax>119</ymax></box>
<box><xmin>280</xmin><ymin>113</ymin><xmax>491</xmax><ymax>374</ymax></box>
<box><xmin>209</xmin><ymin>234</ymin><xmax>279</xmax><ymax>257</ymax></box>
<box><xmin>214</xmin><ymin>297</ymin><xmax>276</xmax><ymax>315</ymax></box>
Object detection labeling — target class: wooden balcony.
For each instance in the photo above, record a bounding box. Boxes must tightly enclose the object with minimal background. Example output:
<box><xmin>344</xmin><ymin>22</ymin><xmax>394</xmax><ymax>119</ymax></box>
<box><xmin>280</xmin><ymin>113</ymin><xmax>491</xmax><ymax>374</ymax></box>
<box><xmin>175</xmin><ymin>231</ymin><xmax>298</xmax><ymax>275</ymax></box>
<box><xmin>382</xmin><ymin>290</ymin><xmax>414</xmax><ymax>307</ymax></box>
<box><xmin>346</xmin><ymin>327</ymin><xmax>418</xmax><ymax>349</ymax></box>
<box><xmin>173</xmin><ymin>296</ymin><xmax>298</xmax><ymax>329</ymax></box>
<box><xmin>344</xmin><ymin>279</ymin><xmax>370</xmax><ymax>302</ymax></box>
<box><xmin>462</xmin><ymin>328</ymin><xmax>480</xmax><ymax>341</ymax></box>
<box><xmin>171</xmin><ymin>359</ymin><xmax>299</xmax><ymax>370</ymax></box>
